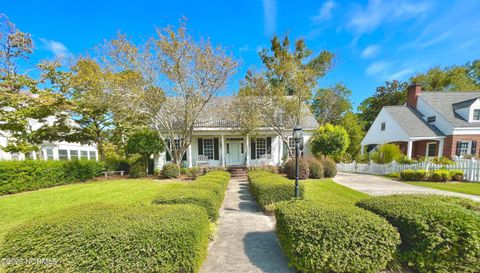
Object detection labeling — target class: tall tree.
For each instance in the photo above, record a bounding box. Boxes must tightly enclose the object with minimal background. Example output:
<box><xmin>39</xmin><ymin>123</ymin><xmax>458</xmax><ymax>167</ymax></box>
<box><xmin>0</xmin><ymin>15</ymin><xmax>69</xmax><ymax>154</ymax></box>
<box><xmin>237</xmin><ymin>35</ymin><xmax>334</xmax><ymax>156</ymax></box>
<box><xmin>411</xmin><ymin>62</ymin><xmax>480</xmax><ymax>91</ymax></box>
<box><xmin>340</xmin><ymin>111</ymin><xmax>364</xmax><ymax>159</ymax></box>
<box><xmin>103</xmin><ymin>22</ymin><xmax>237</xmax><ymax>166</ymax></box>
<box><xmin>358</xmin><ymin>80</ymin><xmax>407</xmax><ymax>130</ymax></box>
<box><xmin>311</xmin><ymin>83</ymin><xmax>352</xmax><ymax>125</ymax></box>
<box><xmin>310</xmin><ymin>123</ymin><xmax>350</xmax><ymax>158</ymax></box>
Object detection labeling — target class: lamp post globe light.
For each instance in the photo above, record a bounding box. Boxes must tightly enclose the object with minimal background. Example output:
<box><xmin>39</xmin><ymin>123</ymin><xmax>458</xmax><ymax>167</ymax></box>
<box><xmin>293</xmin><ymin>126</ymin><xmax>303</xmax><ymax>198</ymax></box>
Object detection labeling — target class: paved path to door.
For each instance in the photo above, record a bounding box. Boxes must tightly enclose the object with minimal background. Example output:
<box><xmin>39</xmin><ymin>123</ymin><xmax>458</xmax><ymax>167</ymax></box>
<box><xmin>200</xmin><ymin>177</ymin><xmax>294</xmax><ymax>273</ymax></box>
<box><xmin>334</xmin><ymin>172</ymin><xmax>480</xmax><ymax>202</ymax></box>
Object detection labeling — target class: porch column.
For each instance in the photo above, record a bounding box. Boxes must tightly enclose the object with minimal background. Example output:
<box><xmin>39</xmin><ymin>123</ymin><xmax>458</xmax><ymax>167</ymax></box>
<box><xmin>279</xmin><ymin>136</ymin><xmax>283</xmax><ymax>164</ymax></box>
<box><xmin>438</xmin><ymin>139</ymin><xmax>444</xmax><ymax>157</ymax></box>
<box><xmin>246</xmin><ymin>134</ymin><xmax>250</xmax><ymax>167</ymax></box>
<box><xmin>407</xmin><ymin>140</ymin><xmax>413</xmax><ymax>159</ymax></box>
<box><xmin>221</xmin><ymin>134</ymin><xmax>225</xmax><ymax>167</ymax></box>
<box><xmin>188</xmin><ymin>144</ymin><xmax>192</xmax><ymax>168</ymax></box>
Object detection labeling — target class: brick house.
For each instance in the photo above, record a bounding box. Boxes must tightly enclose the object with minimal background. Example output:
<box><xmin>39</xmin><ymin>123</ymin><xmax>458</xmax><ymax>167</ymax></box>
<box><xmin>361</xmin><ymin>84</ymin><xmax>480</xmax><ymax>159</ymax></box>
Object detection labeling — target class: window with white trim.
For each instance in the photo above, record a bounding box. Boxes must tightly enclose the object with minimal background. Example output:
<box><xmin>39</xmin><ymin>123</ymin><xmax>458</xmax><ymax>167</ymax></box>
<box><xmin>70</xmin><ymin>150</ymin><xmax>79</xmax><ymax>160</ymax></box>
<box><xmin>256</xmin><ymin>138</ymin><xmax>266</xmax><ymax>158</ymax></box>
<box><xmin>58</xmin><ymin>149</ymin><xmax>69</xmax><ymax>161</ymax></box>
<box><xmin>80</xmin><ymin>151</ymin><xmax>88</xmax><ymax>159</ymax></box>
<box><xmin>458</xmin><ymin>141</ymin><xmax>469</xmax><ymax>156</ymax></box>
<box><xmin>474</xmin><ymin>109</ymin><xmax>480</xmax><ymax>121</ymax></box>
<box><xmin>288</xmin><ymin>137</ymin><xmax>296</xmax><ymax>156</ymax></box>
<box><xmin>46</xmin><ymin>149</ymin><xmax>54</xmax><ymax>160</ymax></box>
<box><xmin>89</xmin><ymin>151</ymin><xmax>97</xmax><ymax>160</ymax></box>
<box><xmin>203</xmin><ymin>138</ymin><xmax>214</xmax><ymax>160</ymax></box>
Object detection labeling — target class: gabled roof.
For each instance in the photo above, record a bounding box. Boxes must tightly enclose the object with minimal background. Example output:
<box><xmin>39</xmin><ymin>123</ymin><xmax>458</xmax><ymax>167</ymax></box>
<box><xmin>384</xmin><ymin>105</ymin><xmax>444</xmax><ymax>137</ymax></box>
<box><xmin>420</xmin><ymin>91</ymin><xmax>480</xmax><ymax>128</ymax></box>
<box><xmin>194</xmin><ymin>96</ymin><xmax>319</xmax><ymax>130</ymax></box>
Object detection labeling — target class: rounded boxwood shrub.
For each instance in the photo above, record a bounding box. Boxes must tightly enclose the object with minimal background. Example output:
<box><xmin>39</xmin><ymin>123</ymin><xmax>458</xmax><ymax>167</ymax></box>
<box><xmin>186</xmin><ymin>167</ymin><xmax>201</xmax><ymax>180</ymax></box>
<box><xmin>430</xmin><ymin>169</ymin><xmax>451</xmax><ymax>182</ymax></box>
<box><xmin>161</xmin><ymin>163</ymin><xmax>180</xmax><ymax>178</ymax></box>
<box><xmin>129</xmin><ymin>161</ymin><xmax>147</xmax><ymax>178</ymax></box>
<box><xmin>0</xmin><ymin>203</ymin><xmax>210</xmax><ymax>273</ymax></box>
<box><xmin>306</xmin><ymin>157</ymin><xmax>324</xmax><ymax>179</ymax></box>
<box><xmin>449</xmin><ymin>170</ymin><xmax>464</xmax><ymax>181</ymax></box>
<box><xmin>284</xmin><ymin>158</ymin><xmax>310</xmax><ymax>180</ymax></box>
<box><xmin>357</xmin><ymin>195</ymin><xmax>480</xmax><ymax>273</ymax></box>
<box><xmin>248</xmin><ymin>170</ymin><xmax>305</xmax><ymax>209</ymax></box>
<box><xmin>275</xmin><ymin>200</ymin><xmax>400</xmax><ymax>273</ymax></box>
<box><xmin>399</xmin><ymin>170</ymin><xmax>426</xmax><ymax>181</ymax></box>
<box><xmin>322</xmin><ymin>157</ymin><xmax>337</xmax><ymax>178</ymax></box>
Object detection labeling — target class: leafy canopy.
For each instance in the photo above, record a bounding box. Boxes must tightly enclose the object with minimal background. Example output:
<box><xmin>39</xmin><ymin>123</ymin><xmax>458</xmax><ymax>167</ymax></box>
<box><xmin>310</xmin><ymin>123</ymin><xmax>350</xmax><ymax>157</ymax></box>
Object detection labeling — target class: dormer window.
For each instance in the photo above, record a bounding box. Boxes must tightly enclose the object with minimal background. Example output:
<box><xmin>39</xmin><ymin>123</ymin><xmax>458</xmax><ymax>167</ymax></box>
<box><xmin>473</xmin><ymin>109</ymin><xmax>480</xmax><ymax>121</ymax></box>
<box><xmin>427</xmin><ymin>116</ymin><xmax>436</xmax><ymax>123</ymax></box>
<box><xmin>381</xmin><ymin>122</ymin><xmax>386</xmax><ymax>131</ymax></box>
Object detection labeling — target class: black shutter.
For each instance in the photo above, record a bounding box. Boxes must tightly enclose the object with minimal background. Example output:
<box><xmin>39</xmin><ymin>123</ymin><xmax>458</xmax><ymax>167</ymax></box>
<box><xmin>165</xmin><ymin>139</ymin><xmax>171</xmax><ymax>161</ymax></box>
<box><xmin>182</xmin><ymin>150</ymin><xmax>187</xmax><ymax>161</ymax></box>
<box><xmin>471</xmin><ymin>141</ymin><xmax>477</xmax><ymax>156</ymax></box>
<box><xmin>283</xmin><ymin>141</ymin><xmax>289</xmax><ymax>158</ymax></box>
<box><xmin>267</xmin><ymin>137</ymin><xmax>272</xmax><ymax>155</ymax></box>
<box><xmin>251</xmin><ymin>140</ymin><xmax>256</xmax><ymax>160</ymax></box>
<box><xmin>198</xmin><ymin>138</ymin><xmax>203</xmax><ymax>155</ymax></box>
<box><xmin>455</xmin><ymin>141</ymin><xmax>461</xmax><ymax>156</ymax></box>
<box><xmin>214</xmin><ymin>138</ymin><xmax>219</xmax><ymax>160</ymax></box>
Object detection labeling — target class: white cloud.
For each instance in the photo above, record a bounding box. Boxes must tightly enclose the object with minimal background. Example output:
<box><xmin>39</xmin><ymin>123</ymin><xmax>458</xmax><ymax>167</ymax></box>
<box><xmin>40</xmin><ymin>38</ymin><xmax>71</xmax><ymax>58</ymax></box>
<box><xmin>348</xmin><ymin>0</ymin><xmax>431</xmax><ymax>34</ymax></box>
<box><xmin>239</xmin><ymin>45</ymin><xmax>251</xmax><ymax>52</ymax></box>
<box><xmin>388</xmin><ymin>68</ymin><xmax>414</xmax><ymax>80</ymax></box>
<box><xmin>312</xmin><ymin>0</ymin><xmax>336</xmax><ymax>22</ymax></box>
<box><xmin>361</xmin><ymin>45</ymin><xmax>380</xmax><ymax>58</ymax></box>
<box><xmin>365</xmin><ymin>61</ymin><xmax>390</xmax><ymax>76</ymax></box>
<box><xmin>262</xmin><ymin>0</ymin><xmax>277</xmax><ymax>36</ymax></box>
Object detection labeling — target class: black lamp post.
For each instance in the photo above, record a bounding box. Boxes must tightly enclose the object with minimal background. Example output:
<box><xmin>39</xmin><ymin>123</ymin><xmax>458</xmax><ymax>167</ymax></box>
<box><xmin>293</xmin><ymin>126</ymin><xmax>303</xmax><ymax>198</ymax></box>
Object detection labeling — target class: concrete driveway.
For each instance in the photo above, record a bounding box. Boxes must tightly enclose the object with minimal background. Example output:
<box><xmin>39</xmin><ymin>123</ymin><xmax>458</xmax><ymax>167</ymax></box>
<box><xmin>334</xmin><ymin>172</ymin><xmax>480</xmax><ymax>202</ymax></box>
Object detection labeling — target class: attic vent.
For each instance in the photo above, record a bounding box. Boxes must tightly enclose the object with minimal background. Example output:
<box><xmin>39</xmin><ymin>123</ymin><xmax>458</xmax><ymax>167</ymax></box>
<box><xmin>381</xmin><ymin>122</ymin><xmax>386</xmax><ymax>131</ymax></box>
<box><xmin>427</xmin><ymin>116</ymin><xmax>436</xmax><ymax>123</ymax></box>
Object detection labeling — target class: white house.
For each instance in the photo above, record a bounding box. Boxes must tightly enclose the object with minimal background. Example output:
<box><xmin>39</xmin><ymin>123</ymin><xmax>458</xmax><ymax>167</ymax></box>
<box><xmin>154</xmin><ymin>97</ymin><xmax>319</xmax><ymax>169</ymax></box>
<box><xmin>362</xmin><ymin>84</ymin><xmax>480</xmax><ymax>159</ymax></box>
<box><xmin>0</xmin><ymin>117</ymin><xmax>98</xmax><ymax>161</ymax></box>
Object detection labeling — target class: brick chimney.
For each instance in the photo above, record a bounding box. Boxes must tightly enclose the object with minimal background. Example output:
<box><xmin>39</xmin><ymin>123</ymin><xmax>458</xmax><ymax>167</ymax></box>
<box><xmin>407</xmin><ymin>83</ymin><xmax>422</xmax><ymax>108</ymax></box>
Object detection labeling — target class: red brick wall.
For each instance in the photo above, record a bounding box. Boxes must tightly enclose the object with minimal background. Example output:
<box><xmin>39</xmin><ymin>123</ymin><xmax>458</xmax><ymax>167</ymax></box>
<box><xmin>412</xmin><ymin>140</ymin><xmax>439</xmax><ymax>159</ymax></box>
<box><xmin>443</xmin><ymin>135</ymin><xmax>480</xmax><ymax>158</ymax></box>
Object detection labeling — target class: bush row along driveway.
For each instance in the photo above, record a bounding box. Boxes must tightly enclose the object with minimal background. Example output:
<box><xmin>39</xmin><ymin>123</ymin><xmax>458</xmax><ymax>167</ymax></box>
<box><xmin>334</xmin><ymin>172</ymin><xmax>480</xmax><ymax>202</ymax></box>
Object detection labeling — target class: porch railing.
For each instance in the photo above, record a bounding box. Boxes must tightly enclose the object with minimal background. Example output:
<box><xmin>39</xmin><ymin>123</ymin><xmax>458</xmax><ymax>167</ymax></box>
<box><xmin>337</xmin><ymin>159</ymin><xmax>480</xmax><ymax>182</ymax></box>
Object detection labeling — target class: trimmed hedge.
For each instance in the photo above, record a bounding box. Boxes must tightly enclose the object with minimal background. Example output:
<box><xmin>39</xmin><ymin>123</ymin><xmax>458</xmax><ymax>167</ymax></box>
<box><xmin>0</xmin><ymin>203</ymin><xmax>210</xmax><ymax>273</ymax></box>
<box><xmin>153</xmin><ymin>171</ymin><xmax>230</xmax><ymax>220</ymax></box>
<box><xmin>161</xmin><ymin>163</ymin><xmax>180</xmax><ymax>178</ymax></box>
<box><xmin>430</xmin><ymin>169</ymin><xmax>450</xmax><ymax>182</ymax></box>
<box><xmin>248</xmin><ymin>170</ymin><xmax>304</xmax><ymax>209</ymax></box>
<box><xmin>357</xmin><ymin>195</ymin><xmax>480</xmax><ymax>273</ymax></box>
<box><xmin>0</xmin><ymin>160</ymin><xmax>104</xmax><ymax>195</ymax></box>
<box><xmin>449</xmin><ymin>170</ymin><xmax>464</xmax><ymax>181</ymax></box>
<box><xmin>284</xmin><ymin>158</ymin><xmax>310</xmax><ymax>180</ymax></box>
<box><xmin>399</xmin><ymin>170</ymin><xmax>426</xmax><ymax>181</ymax></box>
<box><xmin>275</xmin><ymin>200</ymin><xmax>400</xmax><ymax>273</ymax></box>
<box><xmin>322</xmin><ymin>157</ymin><xmax>337</xmax><ymax>178</ymax></box>
<box><xmin>306</xmin><ymin>156</ymin><xmax>324</xmax><ymax>179</ymax></box>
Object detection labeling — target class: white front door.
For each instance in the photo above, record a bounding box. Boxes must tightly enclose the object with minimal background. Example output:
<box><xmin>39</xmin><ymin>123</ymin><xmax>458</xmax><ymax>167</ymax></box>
<box><xmin>227</xmin><ymin>142</ymin><xmax>243</xmax><ymax>166</ymax></box>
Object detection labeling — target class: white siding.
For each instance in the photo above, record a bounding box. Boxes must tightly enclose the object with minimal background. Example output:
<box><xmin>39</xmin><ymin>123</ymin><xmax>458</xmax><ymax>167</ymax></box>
<box><xmin>361</xmin><ymin>108</ymin><xmax>410</xmax><ymax>146</ymax></box>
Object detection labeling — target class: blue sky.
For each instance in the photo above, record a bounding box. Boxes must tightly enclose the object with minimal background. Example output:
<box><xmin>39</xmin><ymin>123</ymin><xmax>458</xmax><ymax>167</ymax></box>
<box><xmin>3</xmin><ymin>0</ymin><xmax>480</xmax><ymax>107</ymax></box>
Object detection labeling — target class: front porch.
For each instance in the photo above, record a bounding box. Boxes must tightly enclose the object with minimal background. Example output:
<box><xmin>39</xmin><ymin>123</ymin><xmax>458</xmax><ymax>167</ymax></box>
<box><xmin>155</xmin><ymin>132</ymin><xmax>307</xmax><ymax>169</ymax></box>
<box><xmin>363</xmin><ymin>136</ymin><xmax>446</xmax><ymax>159</ymax></box>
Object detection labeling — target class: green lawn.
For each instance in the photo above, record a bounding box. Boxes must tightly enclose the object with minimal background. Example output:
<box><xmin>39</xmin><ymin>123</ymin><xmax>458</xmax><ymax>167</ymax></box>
<box><xmin>406</xmin><ymin>181</ymin><xmax>480</xmax><ymax>196</ymax></box>
<box><xmin>302</xmin><ymin>178</ymin><xmax>369</xmax><ymax>205</ymax></box>
<box><xmin>0</xmin><ymin>179</ymin><xmax>181</xmax><ymax>244</ymax></box>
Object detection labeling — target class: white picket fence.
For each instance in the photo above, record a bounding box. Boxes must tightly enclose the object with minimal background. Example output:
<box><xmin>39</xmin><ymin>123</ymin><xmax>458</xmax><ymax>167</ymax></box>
<box><xmin>337</xmin><ymin>159</ymin><xmax>480</xmax><ymax>182</ymax></box>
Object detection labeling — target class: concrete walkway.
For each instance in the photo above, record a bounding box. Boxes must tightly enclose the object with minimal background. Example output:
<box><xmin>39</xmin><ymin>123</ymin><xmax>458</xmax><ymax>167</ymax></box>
<box><xmin>334</xmin><ymin>172</ymin><xmax>480</xmax><ymax>202</ymax></box>
<box><xmin>200</xmin><ymin>177</ymin><xmax>294</xmax><ymax>273</ymax></box>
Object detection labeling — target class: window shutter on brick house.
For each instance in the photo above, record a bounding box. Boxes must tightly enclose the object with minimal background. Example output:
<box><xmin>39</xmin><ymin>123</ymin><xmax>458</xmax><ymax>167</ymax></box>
<box><xmin>471</xmin><ymin>141</ymin><xmax>477</xmax><ymax>156</ymax></box>
<box><xmin>455</xmin><ymin>141</ymin><xmax>461</xmax><ymax>156</ymax></box>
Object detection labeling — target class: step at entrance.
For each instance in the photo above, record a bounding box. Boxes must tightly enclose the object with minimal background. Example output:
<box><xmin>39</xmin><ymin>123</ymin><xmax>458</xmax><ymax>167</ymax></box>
<box><xmin>227</xmin><ymin>166</ymin><xmax>247</xmax><ymax>178</ymax></box>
